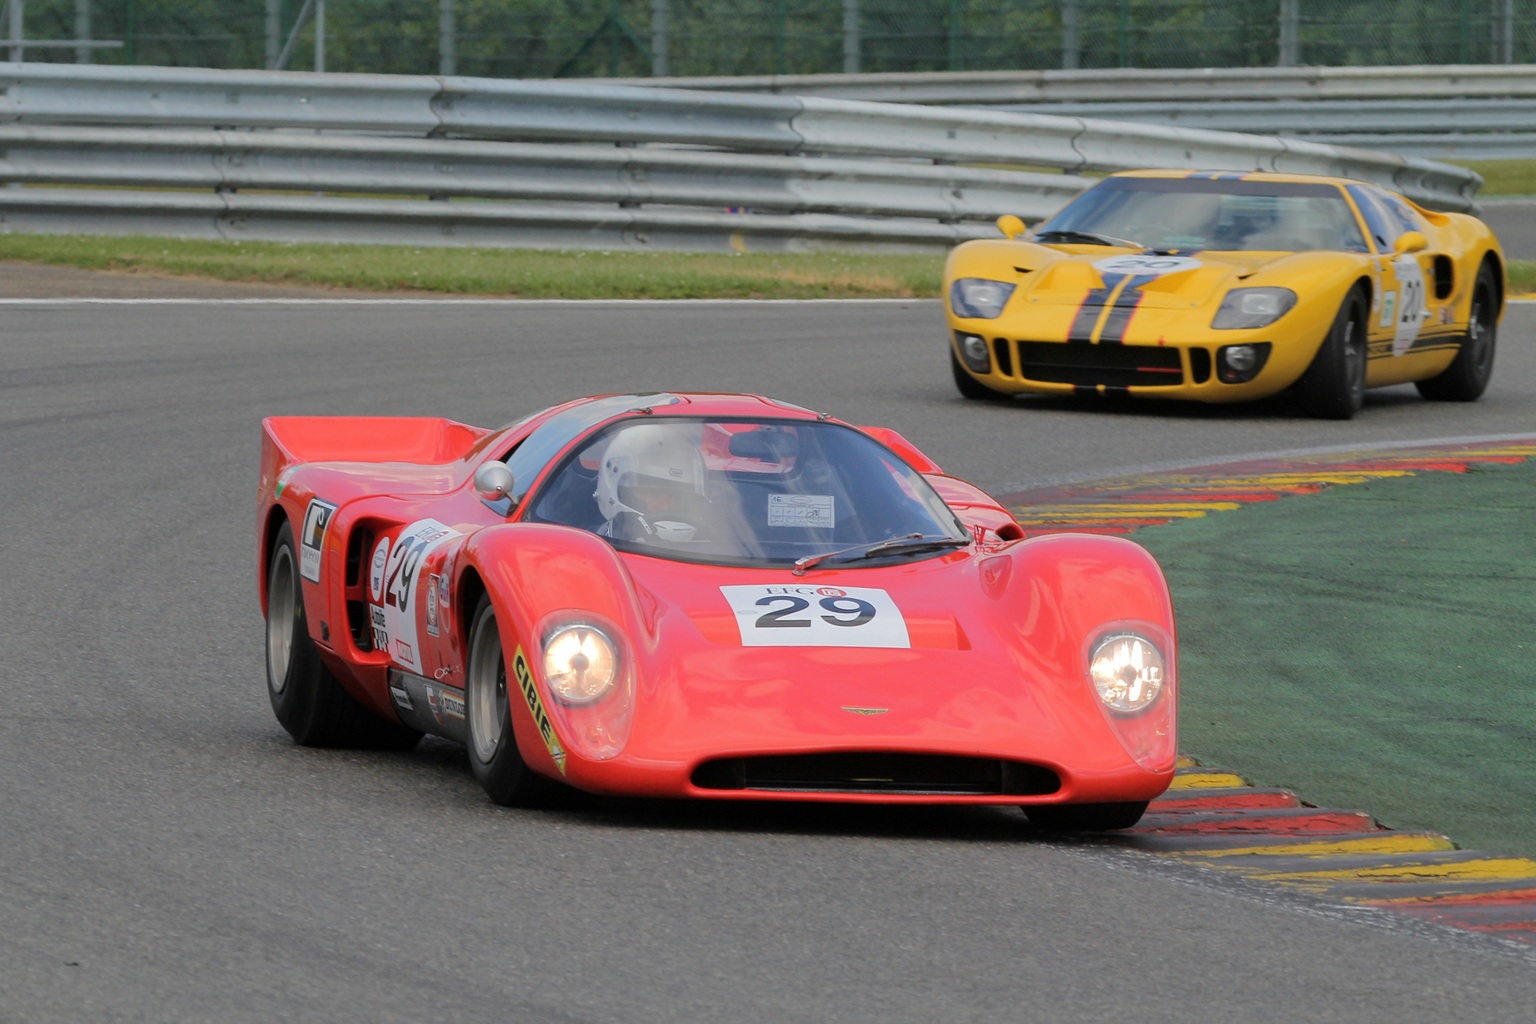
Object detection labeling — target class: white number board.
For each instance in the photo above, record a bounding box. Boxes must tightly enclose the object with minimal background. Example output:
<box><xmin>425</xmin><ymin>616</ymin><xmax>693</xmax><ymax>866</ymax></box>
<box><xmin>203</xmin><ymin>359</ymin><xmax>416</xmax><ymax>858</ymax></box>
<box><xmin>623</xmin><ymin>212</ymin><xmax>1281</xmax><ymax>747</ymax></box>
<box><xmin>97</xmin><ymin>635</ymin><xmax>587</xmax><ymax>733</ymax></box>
<box><xmin>1093</xmin><ymin>255</ymin><xmax>1203</xmax><ymax>278</ymax></box>
<box><xmin>720</xmin><ymin>584</ymin><xmax>910</xmax><ymax>648</ymax></box>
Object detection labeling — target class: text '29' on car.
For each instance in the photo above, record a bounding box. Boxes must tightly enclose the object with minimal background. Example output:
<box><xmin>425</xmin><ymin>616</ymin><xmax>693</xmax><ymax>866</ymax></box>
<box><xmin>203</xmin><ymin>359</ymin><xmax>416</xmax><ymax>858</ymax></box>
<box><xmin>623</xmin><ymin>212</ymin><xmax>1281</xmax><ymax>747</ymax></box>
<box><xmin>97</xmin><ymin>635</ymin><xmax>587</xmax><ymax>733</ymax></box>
<box><xmin>259</xmin><ymin>394</ymin><xmax>1177</xmax><ymax>831</ymax></box>
<box><xmin>945</xmin><ymin>170</ymin><xmax>1504</xmax><ymax>419</ymax></box>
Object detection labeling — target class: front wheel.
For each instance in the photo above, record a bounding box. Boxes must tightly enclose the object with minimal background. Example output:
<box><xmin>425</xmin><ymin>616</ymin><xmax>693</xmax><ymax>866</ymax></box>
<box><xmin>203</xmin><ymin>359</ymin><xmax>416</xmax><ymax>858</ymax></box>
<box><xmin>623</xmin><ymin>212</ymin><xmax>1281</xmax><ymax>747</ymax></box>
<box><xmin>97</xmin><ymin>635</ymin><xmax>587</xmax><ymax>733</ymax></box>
<box><xmin>1296</xmin><ymin>286</ymin><xmax>1368</xmax><ymax>420</ymax></box>
<box><xmin>465</xmin><ymin>595</ymin><xmax>559</xmax><ymax>807</ymax></box>
<box><xmin>1023</xmin><ymin>801</ymin><xmax>1149</xmax><ymax>832</ymax></box>
<box><xmin>951</xmin><ymin>347</ymin><xmax>1010</xmax><ymax>401</ymax></box>
<box><xmin>266</xmin><ymin>521</ymin><xmax>420</xmax><ymax>750</ymax></box>
<box><xmin>1416</xmin><ymin>263</ymin><xmax>1498</xmax><ymax>401</ymax></box>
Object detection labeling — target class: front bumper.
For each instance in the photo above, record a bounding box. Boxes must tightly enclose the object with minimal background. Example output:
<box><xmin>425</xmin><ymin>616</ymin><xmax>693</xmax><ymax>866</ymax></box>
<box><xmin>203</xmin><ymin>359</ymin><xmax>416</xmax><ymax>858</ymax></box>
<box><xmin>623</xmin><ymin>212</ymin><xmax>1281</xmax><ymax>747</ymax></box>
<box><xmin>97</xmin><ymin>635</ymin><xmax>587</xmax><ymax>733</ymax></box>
<box><xmin>950</xmin><ymin>328</ymin><xmax>1304</xmax><ymax>403</ymax></box>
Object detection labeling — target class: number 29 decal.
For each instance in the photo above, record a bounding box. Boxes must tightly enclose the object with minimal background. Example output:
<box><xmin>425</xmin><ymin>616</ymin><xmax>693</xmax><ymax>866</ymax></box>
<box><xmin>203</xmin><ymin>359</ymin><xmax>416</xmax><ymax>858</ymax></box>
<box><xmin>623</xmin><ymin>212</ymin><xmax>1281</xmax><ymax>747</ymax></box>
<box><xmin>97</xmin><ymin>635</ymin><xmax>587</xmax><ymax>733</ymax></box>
<box><xmin>720</xmin><ymin>585</ymin><xmax>910</xmax><ymax>648</ymax></box>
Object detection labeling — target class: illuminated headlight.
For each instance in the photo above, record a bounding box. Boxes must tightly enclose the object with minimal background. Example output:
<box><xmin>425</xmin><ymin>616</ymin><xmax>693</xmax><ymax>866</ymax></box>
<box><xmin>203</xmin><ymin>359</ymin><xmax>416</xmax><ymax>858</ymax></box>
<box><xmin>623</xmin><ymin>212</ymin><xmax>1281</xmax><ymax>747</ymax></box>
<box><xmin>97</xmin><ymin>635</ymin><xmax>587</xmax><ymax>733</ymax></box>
<box><xmin>950</xmin><ymin>278</ymin><xmax>1016</xmax><ymax>319</ymax></box>
<box><xmin>1089</xmin><ymin>633</ymin><xmax>1166</xmax><ymax>714</ymax></box>
<box><xmin>542</xmin><ymin>624</ymin><xmax>619</xmax><ymax>706</ymax></box>
<box><xmin>1211</xmin><ymin>287</ymin><xmax>1297</xmax><ymax>329</ymax></box>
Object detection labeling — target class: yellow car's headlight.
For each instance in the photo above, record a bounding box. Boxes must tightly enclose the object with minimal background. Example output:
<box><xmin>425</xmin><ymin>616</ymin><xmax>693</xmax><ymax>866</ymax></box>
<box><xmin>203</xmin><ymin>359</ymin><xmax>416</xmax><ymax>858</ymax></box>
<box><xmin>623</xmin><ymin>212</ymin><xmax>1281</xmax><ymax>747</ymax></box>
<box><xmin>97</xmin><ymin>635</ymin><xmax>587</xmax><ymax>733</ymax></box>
<box><xmin>542</xmin><ymin>624</ymin><xmax>619</xmax><ymax>706</ymax></box>
<box><xmin>1212</xmin><ymin>287</ymin><xmax>1297</xmax><ymax>329</ymax></box>
<box><xmin>950</xmin><ymin>278</ymin><xmax>1016</xmax><ymax>319</ymax></box>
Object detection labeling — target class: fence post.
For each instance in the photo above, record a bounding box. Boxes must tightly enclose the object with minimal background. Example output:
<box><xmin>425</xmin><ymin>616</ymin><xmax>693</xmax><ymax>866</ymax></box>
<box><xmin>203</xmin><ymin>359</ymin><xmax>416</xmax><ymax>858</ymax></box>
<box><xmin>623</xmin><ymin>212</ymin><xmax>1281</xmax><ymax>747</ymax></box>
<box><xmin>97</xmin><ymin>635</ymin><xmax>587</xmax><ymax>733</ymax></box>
<box><xmin>440</xmin><ymin>0</ymin><xmax>456</xmax><ymax>75</ymax></box>
<box><xmin>843</xmin><ymin>0</ymin><xmax>859</xmax><ymax>74</ymax></box>
<box><xmin>1277</xmin><ymin>0</ymin><xmax>1299</xmax><ymax>66</ymax></box>
<box><xmin>652</xmin><ymin>0</ymin><xmax>668</xmax><ymax>76</ymax></box>
<box><xmin>1493</xmin><ymin>0</ymin><xmax>1514</xmax><ymax>63</ymax></box>
<box><xmin>7</xmin><ymin>0</ymin><xmax>21</xmax><ymax>63</ymax></box>
<box><xmin>1061</xmin><ymin>0</ymin><xmax>1080</xmax><ymax>70</ymax></box>
<box><xmin>315</xmin><ymin>0</ymin><xmax>325</xmax><ymax>72</ymax></box>
<box><xmin>74</xmin><ymin>0</ymin><xmax>91</xmax><ymax>63</ymax></box>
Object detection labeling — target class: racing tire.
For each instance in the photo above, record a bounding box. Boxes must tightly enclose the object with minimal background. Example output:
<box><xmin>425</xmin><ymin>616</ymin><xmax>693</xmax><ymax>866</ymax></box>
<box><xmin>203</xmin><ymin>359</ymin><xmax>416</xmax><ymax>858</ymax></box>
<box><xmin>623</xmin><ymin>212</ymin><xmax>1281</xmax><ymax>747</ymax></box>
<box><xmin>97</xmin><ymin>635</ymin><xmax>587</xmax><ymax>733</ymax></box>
<box><xmin>1415</xmin><ymin>263</ymin><xmax>1498</xmax><ymax>402</ymax></box>
<box><xmin>1022</xmin><ymin>801</ymin><xmax>1149</xmax><ymax>832</ymax></box>
<box><xmin>1296</xmin><ymin>285</ymin><xmax>1368</xmax><ymax>420</ymax></box>
<box><xmin>951</xmin><ymin>348</ymin><xmax>1010</xmax><ymax>401</ymax></box>
<box><xmin>465</xmin><ymin>594</ymin><xmax>562</xmax><ymax>807</ymax></box>
<box><xmin>266</xmin><ymin>521</ymin><xmax>421</xmax><ymax>751</ymax></box>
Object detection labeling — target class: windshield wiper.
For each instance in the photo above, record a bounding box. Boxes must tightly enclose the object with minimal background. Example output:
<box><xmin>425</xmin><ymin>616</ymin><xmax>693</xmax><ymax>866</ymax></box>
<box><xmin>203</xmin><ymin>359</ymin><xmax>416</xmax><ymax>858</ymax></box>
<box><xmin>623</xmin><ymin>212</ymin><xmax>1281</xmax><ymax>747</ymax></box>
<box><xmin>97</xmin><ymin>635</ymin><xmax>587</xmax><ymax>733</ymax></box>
<box><xmin>792</xmin><ymin>533</ymin><xmax>970</xmax><ymax>575</ymax></box>
<box><xmin>1033</xmin><ymin>229</ymin><xmax>1148</xmax><ymax>250</ymax></box>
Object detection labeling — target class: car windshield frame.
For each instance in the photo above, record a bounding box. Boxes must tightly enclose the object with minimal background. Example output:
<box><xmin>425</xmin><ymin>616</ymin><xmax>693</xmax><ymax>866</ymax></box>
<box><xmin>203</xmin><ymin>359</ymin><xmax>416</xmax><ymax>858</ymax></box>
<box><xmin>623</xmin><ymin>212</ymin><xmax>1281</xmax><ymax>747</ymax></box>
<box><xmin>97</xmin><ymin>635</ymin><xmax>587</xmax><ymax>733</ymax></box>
<box><xmin>1035</xmin><ymin>176</ymin><xmax>1371</xmax><ymax>254</ymax></box>
<box><xmin>519</xmin><ymin>415</ymin><xmax>971</xmax><ymax>570</ymax></box>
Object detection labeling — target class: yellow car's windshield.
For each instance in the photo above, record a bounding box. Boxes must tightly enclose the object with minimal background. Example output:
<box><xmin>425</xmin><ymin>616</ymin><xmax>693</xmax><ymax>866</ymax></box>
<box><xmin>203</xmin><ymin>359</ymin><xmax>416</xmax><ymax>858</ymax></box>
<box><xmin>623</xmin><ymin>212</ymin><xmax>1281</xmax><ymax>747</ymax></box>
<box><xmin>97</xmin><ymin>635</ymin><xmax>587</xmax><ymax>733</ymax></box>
<box><xmin>1037</xmin><ymin>177</ymin><xmax>1370</xmax><ymax>254</ymax></box>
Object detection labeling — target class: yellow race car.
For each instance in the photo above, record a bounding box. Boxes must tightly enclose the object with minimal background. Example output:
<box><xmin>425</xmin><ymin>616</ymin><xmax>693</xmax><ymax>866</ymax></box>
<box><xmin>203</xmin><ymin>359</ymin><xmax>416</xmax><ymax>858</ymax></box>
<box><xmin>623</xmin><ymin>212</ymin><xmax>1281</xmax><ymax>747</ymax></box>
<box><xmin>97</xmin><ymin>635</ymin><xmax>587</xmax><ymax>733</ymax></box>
<box><xmin>944</xmin><ymin>170</ymin><xmax>1505</xmax><ymax>419</ymax></box>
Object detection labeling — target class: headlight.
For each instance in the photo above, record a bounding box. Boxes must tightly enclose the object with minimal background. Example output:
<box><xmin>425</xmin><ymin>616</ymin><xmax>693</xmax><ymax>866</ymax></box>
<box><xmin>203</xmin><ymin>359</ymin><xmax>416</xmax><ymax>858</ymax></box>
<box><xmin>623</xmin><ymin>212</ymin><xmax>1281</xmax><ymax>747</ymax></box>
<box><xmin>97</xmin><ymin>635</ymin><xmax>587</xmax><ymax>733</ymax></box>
<box><xmin>1217</xmin><ymin>342</ymin><xmax>1272</xmax><ymax>384</ymax></box>
<box><xmin>1089</xmin><ymin>633</ymin><xmax>1166</xmax><ymax>714</ymax></box>
<box><xmin>950</xmin><ymin>278</ymin><xmax>1016</xmax><ymax>319</ymax></box>
<box><xmin>542</xmin><ymin>624</ymin><xmax>619</xmax><ymax>705</ymax></box>
<box><xmin>1211</xmin><ymin>287</ymin><xmax>1296</xmax><ymax>329</ymax></box>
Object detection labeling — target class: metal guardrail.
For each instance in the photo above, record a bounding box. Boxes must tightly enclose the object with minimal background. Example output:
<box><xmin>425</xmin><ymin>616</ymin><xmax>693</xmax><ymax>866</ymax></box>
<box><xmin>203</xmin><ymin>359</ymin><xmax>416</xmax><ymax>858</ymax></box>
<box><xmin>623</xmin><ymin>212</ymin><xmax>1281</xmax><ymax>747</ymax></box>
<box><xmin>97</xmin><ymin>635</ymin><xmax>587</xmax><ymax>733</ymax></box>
<box><xmin>624</xmin><ymin>65</ymin><xmax>1536</xmax><ymax>163</ymax></box>
<box><xmin>0</xmin><ymin>63</ymin><xmax>1485</xmax><ymax>253</ymax></box>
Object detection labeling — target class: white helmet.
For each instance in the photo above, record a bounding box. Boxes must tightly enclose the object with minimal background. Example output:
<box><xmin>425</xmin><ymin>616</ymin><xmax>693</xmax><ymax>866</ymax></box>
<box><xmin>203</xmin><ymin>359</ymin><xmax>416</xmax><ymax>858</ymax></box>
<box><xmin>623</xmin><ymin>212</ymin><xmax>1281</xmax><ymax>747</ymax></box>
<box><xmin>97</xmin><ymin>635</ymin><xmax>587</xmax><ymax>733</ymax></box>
<box><xmin>595</xmin><ymin>423</ymin><xmax>706</xmax><ymax>542</ymax></box>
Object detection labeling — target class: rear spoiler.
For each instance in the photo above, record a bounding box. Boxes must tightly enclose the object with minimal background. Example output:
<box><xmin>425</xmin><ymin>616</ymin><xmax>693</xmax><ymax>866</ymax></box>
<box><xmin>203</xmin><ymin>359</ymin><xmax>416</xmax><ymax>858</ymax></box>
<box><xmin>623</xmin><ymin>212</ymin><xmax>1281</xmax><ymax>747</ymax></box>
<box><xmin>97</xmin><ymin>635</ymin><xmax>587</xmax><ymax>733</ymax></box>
<box><xmin>261</xmin><ymin>416</ymin><xmax>490</xmax><ymax>469</ymax></box>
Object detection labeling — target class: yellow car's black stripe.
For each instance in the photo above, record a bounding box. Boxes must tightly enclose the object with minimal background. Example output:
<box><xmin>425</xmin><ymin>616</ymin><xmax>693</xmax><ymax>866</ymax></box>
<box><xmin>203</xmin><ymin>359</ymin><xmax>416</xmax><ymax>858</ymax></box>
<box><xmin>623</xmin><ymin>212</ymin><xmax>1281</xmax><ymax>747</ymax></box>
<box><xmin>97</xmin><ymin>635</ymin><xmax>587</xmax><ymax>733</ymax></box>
<box><xmin>1068</xmin><ymin>286</ymin><xmax>1117</xmax><ymax>343</ymax></box>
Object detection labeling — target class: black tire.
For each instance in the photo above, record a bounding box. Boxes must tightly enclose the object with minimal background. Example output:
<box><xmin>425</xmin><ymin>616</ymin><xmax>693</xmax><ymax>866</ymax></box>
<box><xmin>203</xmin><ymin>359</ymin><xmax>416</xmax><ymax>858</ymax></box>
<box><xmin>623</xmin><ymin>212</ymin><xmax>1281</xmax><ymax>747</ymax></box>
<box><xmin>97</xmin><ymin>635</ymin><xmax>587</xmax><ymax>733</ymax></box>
<box><xmin>266</xmin><ymin>521</ymin><xmax>421</xmax><ymax>751</ymax></box>
<box><xmin>465</xmin><ymin>594</ymin><xmax>560</xmax><ymax>807</ymax></box>
<box><xmin>1416</xmin><ymin>262</ymin><xmax>1498</xmax><ymax>402</ymax></box>
<box><xmin>1023</xmin><ymin>801</ymin><xmax>1149</xmax><ymax>832</ymax></box>
<box><xmin>951</xmin><ymin>347</ymin><xmax>1010</xmax><ymax>401</ymax></box>
<box><xmin>1296</xmin><ymin>285</ymin><xmax>1369</xmax><ymax>420</ymax></box>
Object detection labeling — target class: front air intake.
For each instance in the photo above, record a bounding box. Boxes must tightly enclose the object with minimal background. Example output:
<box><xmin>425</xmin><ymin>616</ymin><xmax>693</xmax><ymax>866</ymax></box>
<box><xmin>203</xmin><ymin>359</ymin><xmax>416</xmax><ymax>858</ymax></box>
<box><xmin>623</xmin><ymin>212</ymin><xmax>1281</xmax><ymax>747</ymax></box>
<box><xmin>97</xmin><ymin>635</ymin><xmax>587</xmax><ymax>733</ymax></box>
<box><xmin>1017</xmin><ymin>341</ymin><xmax>1183</xmax><ymax>387</ymax></box>
<box><xmin>691</xmin><ymin>753</ymin><xmax>1060</xmax><ymax>796</ymax></box>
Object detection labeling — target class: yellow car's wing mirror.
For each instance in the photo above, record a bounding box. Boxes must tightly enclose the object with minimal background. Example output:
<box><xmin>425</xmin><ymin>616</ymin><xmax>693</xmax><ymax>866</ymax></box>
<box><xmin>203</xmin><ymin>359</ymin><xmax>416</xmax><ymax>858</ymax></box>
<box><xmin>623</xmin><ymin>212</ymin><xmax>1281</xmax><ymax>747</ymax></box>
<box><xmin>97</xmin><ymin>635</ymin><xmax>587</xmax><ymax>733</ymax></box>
<box><xmin>996</xmin><ymin>215</ymin><xmax>1027</xmax><ymax>239</ymax></box>
<box><xmin>1393</xmin><ymin>230</ymin><xmax>1428</xmax><ymax>255</ymax></box>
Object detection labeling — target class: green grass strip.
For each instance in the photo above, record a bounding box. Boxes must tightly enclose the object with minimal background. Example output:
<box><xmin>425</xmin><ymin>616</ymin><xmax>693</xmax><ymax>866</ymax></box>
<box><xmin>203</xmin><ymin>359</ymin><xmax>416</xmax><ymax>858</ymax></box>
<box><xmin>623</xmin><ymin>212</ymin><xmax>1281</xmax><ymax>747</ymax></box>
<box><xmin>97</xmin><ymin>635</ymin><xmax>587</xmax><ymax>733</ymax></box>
<box><xmin>0</xmin><ymin>233</ymin><xmax>944</xmax><ymax>299</ymax></box>
<box><xmin>1</xmin><ymin>230</ymin><xmax>1530</xmax><ymax>296</ymax></box>
<box><xmin>1133</xmin><ymin>458</ymin><xmax>1536</xmax><ymax>858</ymax></box>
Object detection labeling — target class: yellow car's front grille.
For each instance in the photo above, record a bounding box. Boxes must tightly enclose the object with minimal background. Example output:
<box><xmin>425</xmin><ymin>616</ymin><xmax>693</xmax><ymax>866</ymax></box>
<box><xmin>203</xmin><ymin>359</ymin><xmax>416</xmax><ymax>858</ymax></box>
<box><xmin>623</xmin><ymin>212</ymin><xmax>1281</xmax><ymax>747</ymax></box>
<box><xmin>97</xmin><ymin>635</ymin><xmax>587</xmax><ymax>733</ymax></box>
<box><xmin>1014</xmin><ymin>341</ymin><xmax>1186</xmax><ymax>388</ymax></box>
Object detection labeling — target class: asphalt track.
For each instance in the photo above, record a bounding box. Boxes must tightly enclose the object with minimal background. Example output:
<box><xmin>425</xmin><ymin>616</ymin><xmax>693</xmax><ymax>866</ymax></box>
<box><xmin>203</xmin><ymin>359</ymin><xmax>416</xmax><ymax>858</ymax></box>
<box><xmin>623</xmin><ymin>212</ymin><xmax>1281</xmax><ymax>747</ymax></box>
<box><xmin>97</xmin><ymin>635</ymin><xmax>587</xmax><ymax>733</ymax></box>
<box><xmin>4</xmin><ymin>288</ymin><xmax>1536</xmax><ymax>1022</ymax></box>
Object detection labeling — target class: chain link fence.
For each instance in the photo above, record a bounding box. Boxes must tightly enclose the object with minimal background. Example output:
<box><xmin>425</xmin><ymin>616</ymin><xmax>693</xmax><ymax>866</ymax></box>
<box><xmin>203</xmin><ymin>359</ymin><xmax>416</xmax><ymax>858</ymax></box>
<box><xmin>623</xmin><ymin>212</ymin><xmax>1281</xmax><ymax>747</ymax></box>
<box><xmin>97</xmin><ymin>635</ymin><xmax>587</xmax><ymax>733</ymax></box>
<box><xmin>6</xmin><ymin>0</ymin><xmax>1535</xmax><ymax>77</ymax></box>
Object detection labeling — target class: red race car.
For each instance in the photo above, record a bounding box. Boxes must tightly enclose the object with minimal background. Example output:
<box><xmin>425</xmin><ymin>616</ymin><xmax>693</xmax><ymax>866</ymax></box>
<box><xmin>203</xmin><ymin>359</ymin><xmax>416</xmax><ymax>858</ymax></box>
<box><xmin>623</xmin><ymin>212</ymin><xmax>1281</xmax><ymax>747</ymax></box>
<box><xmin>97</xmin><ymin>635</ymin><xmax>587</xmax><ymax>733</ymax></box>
<box><xmin>259</xmin><ymin>393</ymin><xmax>1177</xmax><ymax>830</ymax></box>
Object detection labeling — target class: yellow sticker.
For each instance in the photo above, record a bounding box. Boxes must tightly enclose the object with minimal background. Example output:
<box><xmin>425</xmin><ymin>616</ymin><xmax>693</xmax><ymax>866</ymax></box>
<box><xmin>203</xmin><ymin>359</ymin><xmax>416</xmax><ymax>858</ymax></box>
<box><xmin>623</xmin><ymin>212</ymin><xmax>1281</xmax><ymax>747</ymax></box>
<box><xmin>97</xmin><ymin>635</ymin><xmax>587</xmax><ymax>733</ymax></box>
<box><xmin>512</xmin><ymin>646</ymin><xmax>567</xmax><ymax>775</ymax></box>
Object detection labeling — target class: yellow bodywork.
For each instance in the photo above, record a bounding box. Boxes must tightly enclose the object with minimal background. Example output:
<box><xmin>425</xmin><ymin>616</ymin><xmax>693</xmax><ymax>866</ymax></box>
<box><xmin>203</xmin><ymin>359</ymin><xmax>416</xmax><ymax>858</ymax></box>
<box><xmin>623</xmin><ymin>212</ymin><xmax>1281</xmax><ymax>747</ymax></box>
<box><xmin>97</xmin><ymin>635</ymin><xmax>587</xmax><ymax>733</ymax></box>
<box><xmin>945</xmin><ymin>170</ymin><xmax>1505</xmax><ymax>404</ymax></box>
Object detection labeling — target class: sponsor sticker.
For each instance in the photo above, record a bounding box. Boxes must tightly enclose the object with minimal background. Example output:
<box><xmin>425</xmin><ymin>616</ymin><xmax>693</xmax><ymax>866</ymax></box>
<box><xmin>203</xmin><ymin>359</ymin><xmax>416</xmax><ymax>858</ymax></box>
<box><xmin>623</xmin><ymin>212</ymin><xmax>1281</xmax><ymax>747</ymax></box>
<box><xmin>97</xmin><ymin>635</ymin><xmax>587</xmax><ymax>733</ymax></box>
<box><xmin>719</xmin><ymin>584</ymin><xmax>911</xmax><ymax>648</ymax></box>
<box><xmin>512</xmin><ymin>646</ymin><xmax>568</xmax><ymax>774</ymax></box>
<box><xmin>299</xmin><ymin>499</ymin><xmax>337</xmax><ymax>583</ymax></box>
<box><xmin>369</xmin><ymin>604</ymin><xmax>389</xmax><ymax>652</ymax></box>
<box><xmin>425</xmin><ymin>573</ymin><xmax>441</xmax><ymax>637</ymax></box>
<box><xmin>389</xmin><ymin>683</ymin><xmax>414</xmax><ymax>711</ymax></box>
<box><xmin>380</xmin><ymin>519</ymin><xmax>461</xmax><ymax>674</ymax></box>
<box><xmin>767</xmin><ymin>493</ymin><xmax>835</xmax><ymax>528</ymax></box>
<box><xmin>369</xmin><ymin>537</ymin><xmax>390</xmax><ymax>602</ymax></box>
<box><xmin>425</xmin><ymin>683</ymin><xmax>466</xmax><ymax>723</ymax></box>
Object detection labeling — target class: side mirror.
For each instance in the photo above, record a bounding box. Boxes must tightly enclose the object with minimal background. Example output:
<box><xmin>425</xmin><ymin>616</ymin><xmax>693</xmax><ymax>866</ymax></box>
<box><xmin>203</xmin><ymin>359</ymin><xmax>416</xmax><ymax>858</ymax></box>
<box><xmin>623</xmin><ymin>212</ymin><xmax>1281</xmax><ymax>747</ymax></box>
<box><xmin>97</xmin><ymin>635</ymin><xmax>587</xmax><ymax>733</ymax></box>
<box><xmin>996</xmin><ymin>214</ymin><xmax>1027</xmax><ymax>239</ymax></box>
<box><xmin>473</xmin><ymin>462</ymin><xmax>515</xmax><ymax>504</ymax></box>
<box><xmin>1393</xmin><ymin>231</ymin><xmax>1428</xmax><ymax>255</ymax></box>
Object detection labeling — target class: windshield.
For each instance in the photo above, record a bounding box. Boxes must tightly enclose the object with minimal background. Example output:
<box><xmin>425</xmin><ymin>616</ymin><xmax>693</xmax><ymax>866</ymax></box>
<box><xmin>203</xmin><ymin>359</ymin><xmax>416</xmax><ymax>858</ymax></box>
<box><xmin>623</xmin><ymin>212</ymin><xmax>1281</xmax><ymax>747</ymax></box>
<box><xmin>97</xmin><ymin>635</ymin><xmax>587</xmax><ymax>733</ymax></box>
<box><xmin>1038</xmin><ymin>177</ymin><xmax>1369</xmax><ymax>253</ymax></box>
<box><xmin>523</xmin><ymin>417</ymin><xmax>969</xmax><ymax>568</ymax></box>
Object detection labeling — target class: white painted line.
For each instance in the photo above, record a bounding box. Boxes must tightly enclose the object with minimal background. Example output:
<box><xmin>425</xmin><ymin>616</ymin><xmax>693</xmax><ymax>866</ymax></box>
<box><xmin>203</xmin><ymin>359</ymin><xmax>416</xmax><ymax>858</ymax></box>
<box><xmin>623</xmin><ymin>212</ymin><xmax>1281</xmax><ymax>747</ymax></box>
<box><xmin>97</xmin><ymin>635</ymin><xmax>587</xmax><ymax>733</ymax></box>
<box><xmin>0</xmin><ymin>297</ymin><xmax>934</xmax><ymax>306</ymax></box>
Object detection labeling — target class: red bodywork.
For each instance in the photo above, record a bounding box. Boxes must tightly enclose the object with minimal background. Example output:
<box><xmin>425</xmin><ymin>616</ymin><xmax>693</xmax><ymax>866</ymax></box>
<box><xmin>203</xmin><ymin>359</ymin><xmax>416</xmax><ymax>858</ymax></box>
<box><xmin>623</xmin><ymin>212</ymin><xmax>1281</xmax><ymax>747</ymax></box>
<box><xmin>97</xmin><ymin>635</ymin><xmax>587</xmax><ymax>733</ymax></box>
<box><xmin>258</xmin><ymin>393</ymin><xmax>1177</xmax><ymax>806</ymax></box>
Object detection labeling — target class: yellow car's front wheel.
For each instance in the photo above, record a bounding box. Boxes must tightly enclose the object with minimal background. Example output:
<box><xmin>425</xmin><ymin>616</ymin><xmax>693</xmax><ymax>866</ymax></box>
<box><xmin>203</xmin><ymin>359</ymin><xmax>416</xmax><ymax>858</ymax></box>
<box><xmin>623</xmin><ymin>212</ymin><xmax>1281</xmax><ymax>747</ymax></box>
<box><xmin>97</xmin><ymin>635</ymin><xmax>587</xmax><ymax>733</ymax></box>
<box><xmin>950</xmin><ymin>347</ymin><xmax>1010</xmax><ymax>401</ymax></box>
<box><xmin>1297</xmin><ymin>286</ymin><xmax>1369</xmax><ymax>420</ymax></box>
